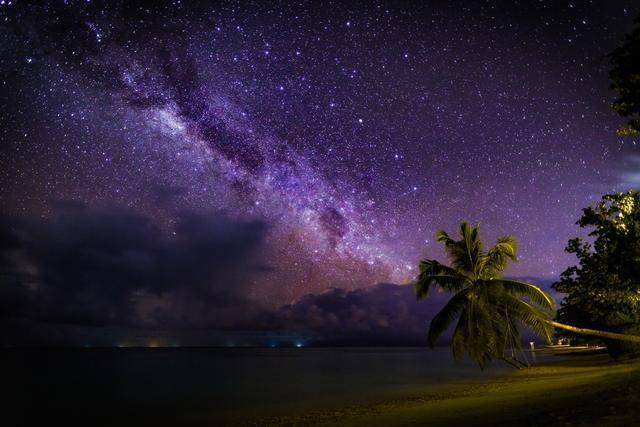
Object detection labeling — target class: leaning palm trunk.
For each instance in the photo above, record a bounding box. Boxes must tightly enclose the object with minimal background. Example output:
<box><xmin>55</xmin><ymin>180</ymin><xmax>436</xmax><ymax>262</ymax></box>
<box><xmin>545</xmin><ymin>320</ymin><xmax>640</xmax><ymax>344</ymax></box>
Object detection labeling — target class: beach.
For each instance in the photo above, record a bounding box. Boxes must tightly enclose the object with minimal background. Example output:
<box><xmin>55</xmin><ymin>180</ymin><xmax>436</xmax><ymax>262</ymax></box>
<box><xmin>4</xmin><ymin>347</ymin><xmax>639</xmax><ymax>426</ymax></box>
<box><xmin>264</xmin><ymin>354</ymin><xmax>640</xmax><ymax>426</ymax></box>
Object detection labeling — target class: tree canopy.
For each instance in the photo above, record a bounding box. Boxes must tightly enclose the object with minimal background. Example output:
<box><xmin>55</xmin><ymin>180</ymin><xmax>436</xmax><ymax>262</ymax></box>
<box><xmin>609</xmin><ymin>16</ymin><xmax>640</xmax><ymax>135</ymax></box>
<box><xmin>416</xmin><ymin>222</ymin><xmax>554</xmax><ymax>369</ymax></box>
<box><xmin>553</xmin><ymin>191</ymin><xmax>640</xmax><ymax>344</ymax></box>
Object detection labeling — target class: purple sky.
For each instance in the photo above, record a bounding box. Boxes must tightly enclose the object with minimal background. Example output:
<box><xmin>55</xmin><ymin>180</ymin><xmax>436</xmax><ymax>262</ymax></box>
<box><xmin>0</xmin><ymin>1</ymin><xmax>639</xmax><ymax>344</ymax></box>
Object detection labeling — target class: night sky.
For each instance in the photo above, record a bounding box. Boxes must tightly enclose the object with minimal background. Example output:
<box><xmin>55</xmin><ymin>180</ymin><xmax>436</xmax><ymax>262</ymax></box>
<box><xmin>1</xmin><ymin>1</ymin><xmax>639</xmax><ymax>345</ymax></box>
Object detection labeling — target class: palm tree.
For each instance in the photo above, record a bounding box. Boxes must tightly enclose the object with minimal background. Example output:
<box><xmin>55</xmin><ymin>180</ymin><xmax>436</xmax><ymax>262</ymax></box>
<box><xmin>415</xmin><ymin>222</ymin><xmax>553</xmax><ymax>368</ymax></box>
<box><xmin>415</xmin><ymin>222</ymin><xmax>640</xmax><ymax>369</ymax></box>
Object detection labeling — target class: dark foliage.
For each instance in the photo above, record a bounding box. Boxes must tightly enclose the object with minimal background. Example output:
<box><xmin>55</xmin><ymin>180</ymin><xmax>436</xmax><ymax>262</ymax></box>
<box><xmin>416</xmin><ymin>222</ymin><xmax>554</xmax><ymax>369</ymax></box>
<box><xmin>609</xmin><ymin>16</ymin><xmax>640</xmax><ymax>135</ymax></box>
<box><xmin>553</xmin><ymin>191</ymin><xmax>640</xmax><ymax>357</ymax></box>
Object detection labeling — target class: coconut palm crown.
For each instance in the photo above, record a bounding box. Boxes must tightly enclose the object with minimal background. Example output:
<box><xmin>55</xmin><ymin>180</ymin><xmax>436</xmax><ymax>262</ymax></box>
<box><xmin>416</xmin><ymin>222</ymin><xmax>555</xmax><ymax>368</ymax></box>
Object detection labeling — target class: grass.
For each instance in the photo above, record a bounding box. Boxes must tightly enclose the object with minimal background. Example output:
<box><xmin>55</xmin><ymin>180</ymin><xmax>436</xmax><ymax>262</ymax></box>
<box><xmin>254</xmin><ymin>354</ymin><xmax>640</xmax><ymax>427</ymax></box>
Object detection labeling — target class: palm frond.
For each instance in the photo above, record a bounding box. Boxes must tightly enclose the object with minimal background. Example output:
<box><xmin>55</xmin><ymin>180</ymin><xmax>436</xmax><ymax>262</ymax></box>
<box><xmin>436</xmin><ymin>229</ymin><xmax>470</xmax><ymax>270</ymax></box>
<box><xmin>427</xmin><ymin>289</ymin><xmax>469</xmax><ymax>347</ymax></box>
<box><xmin>497</xmin><ymin>293</ymin><xmax>554</xmax><ymax>343</ymax></box>
<box><xmin>435</xmin><ymin>229</ymin><xmax>455</xmax><ymax>245</ymax></box>
<box><xmin>482</xmin><ymin>235</ymin><xmax>517</xmax><ymax>277</ymax></box>
<box><xmin>458</xmin><ymin>287</ymin><xmax>505</xmax><ymax>367</ymax></box>
<box><xmin>451</xmin><ymin>308</ymin><xmax>469</xmax><ymax>361</ymax></box>
<box><xmin>466</xmin><ymin>297</ymin><xmax>501</xmax><ymax>368</ymax></box>
<box><xmin>469</xmin><ymin>223</ymin><xmax>483</xmax><ymax>257</ymax></box>
<box><xmin>460</xmin><ymin>222</ymin><xmax>474</xmax><ymax>270</ymax></box>
<box><xmin>415</xmin><ymin>259</ymin><xmax>468</xmax><ymax>300</ymax></box>
<box><xmin>436</xmin><ymin>222</ymin><xmax>481</xmax><ymax>275</ymax></box>
<box><xmin>465</xmin><ymin>223</ymin><xmax>484</xmax><ymax>275</ymax></box>
<box><xmin>502</xmin><ymin>313</ymin><xmax>522</xmax><ymax>354</ymax></box>
<box><xmin>494</xmin><ymin>279</ymin><xmax>555</xmax><ymax>312</ymax></box>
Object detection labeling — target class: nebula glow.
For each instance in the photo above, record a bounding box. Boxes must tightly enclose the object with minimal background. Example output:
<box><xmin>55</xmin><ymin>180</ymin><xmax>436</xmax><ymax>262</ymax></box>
<box><xmin>1</xmin><ymin>0</ymin><xmax>639</xmax><ymax>313</ymax></box>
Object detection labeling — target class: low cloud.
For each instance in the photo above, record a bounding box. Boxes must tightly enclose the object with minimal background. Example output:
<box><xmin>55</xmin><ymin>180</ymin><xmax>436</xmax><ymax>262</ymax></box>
<box><xmin>0</xmin><ymin>202</ymin><xmax>269</xmax><ymax>344</ymax></box>
<box><xmin>258</xmin><ymin>283</ymin><xmax>451</xmax><ymax>345</ymax></box>
<box><xmin>258</xmin><ymin>277</ymin><xmax>558</xmax><ymax>346</ymax></box>
<box><xmin>0</xmin><ymin>203</ymin><xmax>557</xmax><ymax>346</ymax></box>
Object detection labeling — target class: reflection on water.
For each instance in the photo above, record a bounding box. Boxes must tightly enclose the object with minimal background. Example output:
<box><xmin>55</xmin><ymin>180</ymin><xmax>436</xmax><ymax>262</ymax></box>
<box><xmin>1</xmin><ymin>347</ymin><xmax>562</xmax><ymax>425</ymax></box>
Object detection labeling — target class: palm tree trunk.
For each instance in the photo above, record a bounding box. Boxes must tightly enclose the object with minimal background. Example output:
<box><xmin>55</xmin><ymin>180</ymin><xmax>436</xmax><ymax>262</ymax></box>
<box><xmin>545</xmin><ymin>320</ymin><xmax>640</xmax><ymax>343</ymax></box>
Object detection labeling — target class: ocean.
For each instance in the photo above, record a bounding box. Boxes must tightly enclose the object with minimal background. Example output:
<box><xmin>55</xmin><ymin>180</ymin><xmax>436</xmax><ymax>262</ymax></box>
<box><xmin>2</xmin><ymin>346</ymin><xmax>556</xmax><ymax>426</ymax></box>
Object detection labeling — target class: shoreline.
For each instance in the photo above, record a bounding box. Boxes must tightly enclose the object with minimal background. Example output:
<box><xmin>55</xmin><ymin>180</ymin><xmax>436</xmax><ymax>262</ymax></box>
<box><xmin>250</xmin><ymin>354</ymin><xmax>640</xmax><ymax>427</ymax></box>
<box><xmin>5</xmin><ymin>349</ymin><xmax>638</xmax><ymax>426</ymax></box>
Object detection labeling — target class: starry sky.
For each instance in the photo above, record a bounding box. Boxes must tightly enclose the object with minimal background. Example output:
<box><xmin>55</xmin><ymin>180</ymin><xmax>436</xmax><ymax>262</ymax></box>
<box><xmin>0</xmin><ymin>1</ymin><xmax>639</xmax><ymax>344</ymax></box>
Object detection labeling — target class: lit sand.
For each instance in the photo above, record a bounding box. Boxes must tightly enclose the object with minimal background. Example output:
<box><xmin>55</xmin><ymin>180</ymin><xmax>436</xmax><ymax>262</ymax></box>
<box><xmin>254</xmin><ymin>355</ymin><xmax>640</xmax><ymax>427</ymax></box>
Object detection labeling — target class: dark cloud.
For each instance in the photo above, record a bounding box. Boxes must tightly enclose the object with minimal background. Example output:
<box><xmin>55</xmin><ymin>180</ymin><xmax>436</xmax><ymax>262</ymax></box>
<box><xmin>0</xmin><ymin>202</ymin><xmax>269</xmax><ymax>344</ymax></box>
<box><xmin>0</xmin><ymin>202</ymin><xmax>558</xmax><ymax>347</ymax></box>
<box><xmin>257</xmin><ymin>277</ymin><xmax>558</xmax><ymax>346</ymax></box>
<box><xmin>258</xmin><ymin>283</ymin><xmax>451</xmax><ymax>345</ymax></box>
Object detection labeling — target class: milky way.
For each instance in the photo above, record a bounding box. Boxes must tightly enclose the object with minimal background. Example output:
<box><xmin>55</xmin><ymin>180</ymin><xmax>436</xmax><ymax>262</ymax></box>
<box><xmin>1</xmin><ymin>1</ymin><xmax>639</xmax><ymax>307</ymax></box>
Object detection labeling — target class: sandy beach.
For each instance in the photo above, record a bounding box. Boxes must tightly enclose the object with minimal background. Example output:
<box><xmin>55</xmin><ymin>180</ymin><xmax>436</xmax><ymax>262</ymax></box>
<box><xmin>254</xmin><ymin>354</ymin><xmax>640</xmax><ymax>427</ymax></box>
<box><xmin>4</xmin><ymin>348</ymin><xmax>639</xmax><ymax>426</ymax></box>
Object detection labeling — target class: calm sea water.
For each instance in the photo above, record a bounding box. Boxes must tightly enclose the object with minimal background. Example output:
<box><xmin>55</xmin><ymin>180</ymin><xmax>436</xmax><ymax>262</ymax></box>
<box><xmin>2</xmin><ymin>347</ymin><xmax>557</xmax><ymax>426</ymax></box>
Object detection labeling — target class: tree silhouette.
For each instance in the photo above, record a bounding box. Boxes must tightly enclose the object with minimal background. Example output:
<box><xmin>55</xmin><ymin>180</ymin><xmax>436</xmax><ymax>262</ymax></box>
<box><xmin>416</xmin><ymin>222</ymin><xmax>554</xmax><ymax>368</ymax></box>
<box><xmin>609</xmin><ymin>16</ymin><xmax>640</xmax><ymax>135</ymax></box>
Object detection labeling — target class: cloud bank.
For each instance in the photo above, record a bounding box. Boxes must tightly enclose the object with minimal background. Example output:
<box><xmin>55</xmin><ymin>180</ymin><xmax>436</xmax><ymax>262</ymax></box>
<box><xmin>0</xmin><ymin>204</ymin><xmax>556</xmax><ymax>346</ymax></box>
<box><xmin>0</xmin><ymin>203</ymin><xmax>270</xmax><ymax>345</ymax></box>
